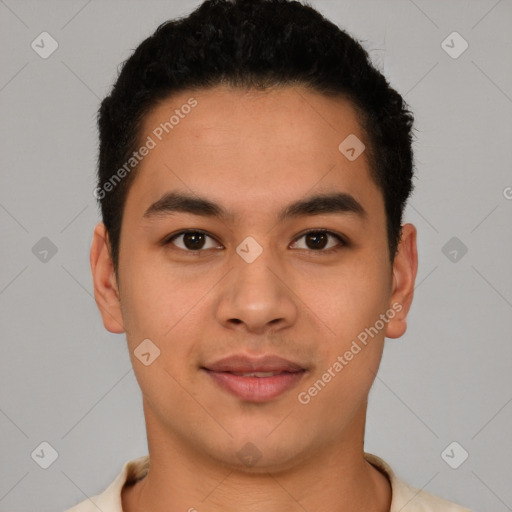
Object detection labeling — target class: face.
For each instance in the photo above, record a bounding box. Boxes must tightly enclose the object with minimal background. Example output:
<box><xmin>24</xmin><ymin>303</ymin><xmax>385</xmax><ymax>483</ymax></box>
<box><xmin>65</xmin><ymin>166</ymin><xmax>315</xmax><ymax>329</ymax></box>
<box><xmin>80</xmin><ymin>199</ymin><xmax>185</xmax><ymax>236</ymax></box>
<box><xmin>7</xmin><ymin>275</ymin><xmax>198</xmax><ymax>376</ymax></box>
<box><xmin>91</xmin><ymin>85</ymin><xmax>417</xmax><ymax>472</ymax></box>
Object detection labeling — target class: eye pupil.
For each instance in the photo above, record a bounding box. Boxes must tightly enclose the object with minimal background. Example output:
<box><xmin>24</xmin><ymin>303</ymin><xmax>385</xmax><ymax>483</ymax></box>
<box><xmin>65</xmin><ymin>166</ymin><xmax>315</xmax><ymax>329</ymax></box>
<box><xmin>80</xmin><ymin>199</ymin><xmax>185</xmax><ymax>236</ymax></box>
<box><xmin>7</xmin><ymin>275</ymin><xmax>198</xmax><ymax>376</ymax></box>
<box><xmin>183</xmin><ymin>232</ymin><xmax>205</xmax><ymax>250</ymax></box>
<box><xmin>306</xmin><ymin>232</ymin><xmax>328</xmax><ymax>250</ymax></box>
<box><xmin>171</xmin><ymin>230</ymin><xmax>339</xmax><ymax>253</ymax></box>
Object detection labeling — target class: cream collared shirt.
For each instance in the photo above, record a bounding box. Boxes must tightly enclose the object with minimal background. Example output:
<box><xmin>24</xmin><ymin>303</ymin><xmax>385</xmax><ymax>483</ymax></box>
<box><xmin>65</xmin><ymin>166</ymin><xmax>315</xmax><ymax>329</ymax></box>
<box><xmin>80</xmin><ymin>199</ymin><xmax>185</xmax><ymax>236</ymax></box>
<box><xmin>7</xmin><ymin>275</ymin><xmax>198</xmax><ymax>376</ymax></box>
<box><xmin>65</xmin><ymin>453</ymin><xmax>472</xmax><ymax>511</ymax></box>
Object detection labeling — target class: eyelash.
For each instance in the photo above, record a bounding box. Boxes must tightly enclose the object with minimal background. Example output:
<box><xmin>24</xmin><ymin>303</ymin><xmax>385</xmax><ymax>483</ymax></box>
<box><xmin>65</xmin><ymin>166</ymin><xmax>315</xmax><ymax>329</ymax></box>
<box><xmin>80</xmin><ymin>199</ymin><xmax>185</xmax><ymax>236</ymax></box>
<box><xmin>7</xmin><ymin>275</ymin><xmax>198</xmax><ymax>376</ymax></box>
<box><xmin>162</xmin><ymin>229</ymin><xmax>348</xmax><ymax>255</ymax></box>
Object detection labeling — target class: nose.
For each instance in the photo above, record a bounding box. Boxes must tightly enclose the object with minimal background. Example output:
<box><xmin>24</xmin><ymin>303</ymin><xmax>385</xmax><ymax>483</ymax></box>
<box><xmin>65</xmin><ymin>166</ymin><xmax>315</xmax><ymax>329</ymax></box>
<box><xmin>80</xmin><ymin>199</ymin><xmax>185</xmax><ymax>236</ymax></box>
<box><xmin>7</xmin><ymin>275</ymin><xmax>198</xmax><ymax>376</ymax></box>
<box><xmin>215</xmin><ymin>247</ymin><xmax>298</xmax><ymax>335</ymax></box>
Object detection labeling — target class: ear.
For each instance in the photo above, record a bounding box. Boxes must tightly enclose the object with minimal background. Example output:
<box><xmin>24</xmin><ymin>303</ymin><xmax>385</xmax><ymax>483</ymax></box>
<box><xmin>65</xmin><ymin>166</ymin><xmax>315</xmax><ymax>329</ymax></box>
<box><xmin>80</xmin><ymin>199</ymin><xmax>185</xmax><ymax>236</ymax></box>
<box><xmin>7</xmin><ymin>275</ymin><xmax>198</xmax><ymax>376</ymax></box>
<box><xmin>90</xmin><ymin>222</ymin><xmax>125</xmax><ymax>333</ymax></box>
<box><xmin>385</xmin><ymin>223</ymin><xmax>418</xmax><ymax>339</ymax></box>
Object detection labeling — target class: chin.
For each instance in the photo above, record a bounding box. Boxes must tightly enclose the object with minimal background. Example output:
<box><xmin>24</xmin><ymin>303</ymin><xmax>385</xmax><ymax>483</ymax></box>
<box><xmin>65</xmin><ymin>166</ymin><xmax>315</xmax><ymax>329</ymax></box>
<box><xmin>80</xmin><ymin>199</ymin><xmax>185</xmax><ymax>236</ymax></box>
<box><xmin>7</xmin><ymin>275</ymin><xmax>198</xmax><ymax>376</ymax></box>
<box><xmin>203</xmin><ymin>426</ymin><xmax>313</xmax><ymax>474</ymax></box>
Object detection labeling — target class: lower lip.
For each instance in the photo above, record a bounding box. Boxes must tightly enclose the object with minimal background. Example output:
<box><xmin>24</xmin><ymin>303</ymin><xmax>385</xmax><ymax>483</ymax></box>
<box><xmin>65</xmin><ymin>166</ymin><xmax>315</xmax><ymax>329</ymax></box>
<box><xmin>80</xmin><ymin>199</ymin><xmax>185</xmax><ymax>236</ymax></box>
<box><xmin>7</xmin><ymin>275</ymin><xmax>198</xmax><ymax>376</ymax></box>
<box><xmin>204</xmin><ymin>370</ymin><xmax>306</xmax><ymax>402</ymax></box>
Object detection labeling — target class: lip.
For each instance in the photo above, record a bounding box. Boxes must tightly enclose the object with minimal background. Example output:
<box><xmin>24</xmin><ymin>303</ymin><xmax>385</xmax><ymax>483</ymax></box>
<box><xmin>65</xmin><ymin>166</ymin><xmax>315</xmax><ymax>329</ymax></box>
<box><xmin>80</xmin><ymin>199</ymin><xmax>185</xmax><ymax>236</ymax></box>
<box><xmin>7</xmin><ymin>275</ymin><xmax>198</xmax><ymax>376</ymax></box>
<box><xmin>204</xmin><ymin>354</ymin><xmax>305</xmax><ymax>373</ymax></box>
<box><xmin>202</xmin><ymin>354</ymin><xmax>307</xmax><ymax>402</ymax></box>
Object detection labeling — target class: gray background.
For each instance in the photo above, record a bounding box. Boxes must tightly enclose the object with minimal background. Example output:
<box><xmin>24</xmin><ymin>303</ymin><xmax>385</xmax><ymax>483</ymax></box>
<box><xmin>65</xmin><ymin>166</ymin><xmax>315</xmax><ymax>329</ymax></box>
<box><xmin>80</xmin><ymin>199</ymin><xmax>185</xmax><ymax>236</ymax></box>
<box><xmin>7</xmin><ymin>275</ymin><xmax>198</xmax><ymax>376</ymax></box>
<box><xmin>1</xmin><ymin>0</ymin><xmax>511</xmax><ymax>510</ymax></box>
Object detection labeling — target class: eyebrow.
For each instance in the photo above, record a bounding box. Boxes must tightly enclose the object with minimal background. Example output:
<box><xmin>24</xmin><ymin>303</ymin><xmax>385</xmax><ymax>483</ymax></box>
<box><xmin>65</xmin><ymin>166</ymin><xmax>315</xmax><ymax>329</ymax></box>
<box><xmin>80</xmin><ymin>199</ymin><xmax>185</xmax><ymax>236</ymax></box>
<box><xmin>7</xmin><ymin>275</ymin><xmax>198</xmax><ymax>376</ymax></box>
<box><xmin>142</xmin><ymin>191</ymin><xmax>367</xmax><ymax>222</ymax></box>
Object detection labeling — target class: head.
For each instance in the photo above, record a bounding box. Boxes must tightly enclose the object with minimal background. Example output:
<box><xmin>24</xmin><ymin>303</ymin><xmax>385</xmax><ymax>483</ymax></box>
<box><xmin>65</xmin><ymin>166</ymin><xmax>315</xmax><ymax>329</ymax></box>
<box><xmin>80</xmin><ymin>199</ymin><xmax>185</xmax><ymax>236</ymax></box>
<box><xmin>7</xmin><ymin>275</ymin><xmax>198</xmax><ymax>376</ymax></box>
<box><xmin>91</xmin><ymin>0</ymin><xmax>418</xmax><ymax>472</ymax></box>
<box><xmin>95</xmin><ymin>0</ymin><xmax>415</xmax><ymax>276</ymax></box>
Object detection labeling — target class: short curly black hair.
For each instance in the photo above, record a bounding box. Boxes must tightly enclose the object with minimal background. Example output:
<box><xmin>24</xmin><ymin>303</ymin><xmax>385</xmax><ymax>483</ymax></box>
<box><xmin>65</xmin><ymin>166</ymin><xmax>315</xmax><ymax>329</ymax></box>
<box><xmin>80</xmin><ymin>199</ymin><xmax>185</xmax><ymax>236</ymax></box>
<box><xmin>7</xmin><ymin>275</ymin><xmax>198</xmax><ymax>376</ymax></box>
<box><xmin>95</xmin><ymin>0</ymin><xmax>415</xmax><ymax>275</ymax></box>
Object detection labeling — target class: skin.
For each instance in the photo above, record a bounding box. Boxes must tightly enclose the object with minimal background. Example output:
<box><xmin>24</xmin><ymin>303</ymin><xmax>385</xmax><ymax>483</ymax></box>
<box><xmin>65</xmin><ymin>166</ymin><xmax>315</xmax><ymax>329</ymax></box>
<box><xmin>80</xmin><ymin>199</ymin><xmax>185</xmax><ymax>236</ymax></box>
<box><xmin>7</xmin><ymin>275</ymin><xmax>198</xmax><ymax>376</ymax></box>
<box><xmin>90</xmin><ymin>84</ymin><xmax>418</xmax><ymax>512</ymax></box>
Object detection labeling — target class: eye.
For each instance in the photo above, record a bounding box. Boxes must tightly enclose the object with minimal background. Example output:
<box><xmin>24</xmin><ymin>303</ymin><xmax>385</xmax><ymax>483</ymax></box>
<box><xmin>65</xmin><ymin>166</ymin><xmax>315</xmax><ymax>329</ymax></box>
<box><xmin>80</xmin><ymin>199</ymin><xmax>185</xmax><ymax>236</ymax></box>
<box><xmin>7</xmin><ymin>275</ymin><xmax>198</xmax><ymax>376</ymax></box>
<box><xmin>164</xmin><ymin>230</ymin><xmax>222</xmax><ymax>252</ymax></box>
<box><xmin>290</xmin><ymin>230</ymin><xmax>346</xmax><ymax>253</ymax></box>
<box><xmin>163</xmin><ymin>229</ymin><xmax>347</xmax><ymax>254</ymax></box>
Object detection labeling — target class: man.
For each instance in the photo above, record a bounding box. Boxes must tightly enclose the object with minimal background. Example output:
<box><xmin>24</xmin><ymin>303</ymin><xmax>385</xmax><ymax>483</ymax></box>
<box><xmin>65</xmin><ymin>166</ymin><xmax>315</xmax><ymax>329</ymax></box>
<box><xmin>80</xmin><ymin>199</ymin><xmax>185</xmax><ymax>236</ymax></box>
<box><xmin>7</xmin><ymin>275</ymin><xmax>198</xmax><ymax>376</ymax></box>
<box><xmin>67</xmin><ymin>0</ymin><xmax>472</xmax><ymax>510</ymax></box>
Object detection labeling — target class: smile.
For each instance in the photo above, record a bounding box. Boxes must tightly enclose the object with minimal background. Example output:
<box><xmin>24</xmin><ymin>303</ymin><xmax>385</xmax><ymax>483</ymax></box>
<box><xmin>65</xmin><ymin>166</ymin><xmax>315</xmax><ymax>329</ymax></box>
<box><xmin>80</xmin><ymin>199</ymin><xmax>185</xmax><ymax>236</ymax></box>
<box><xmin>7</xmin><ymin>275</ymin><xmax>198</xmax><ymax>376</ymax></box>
<box><xmin>202</xmin><ymin>353</ymin><xmax>308</xmax><ymax>402</ymax></box>
<box><xmin>203</xmin><ymin>369</ymin><xmax>306</xmax><ymax>402</ymax></box>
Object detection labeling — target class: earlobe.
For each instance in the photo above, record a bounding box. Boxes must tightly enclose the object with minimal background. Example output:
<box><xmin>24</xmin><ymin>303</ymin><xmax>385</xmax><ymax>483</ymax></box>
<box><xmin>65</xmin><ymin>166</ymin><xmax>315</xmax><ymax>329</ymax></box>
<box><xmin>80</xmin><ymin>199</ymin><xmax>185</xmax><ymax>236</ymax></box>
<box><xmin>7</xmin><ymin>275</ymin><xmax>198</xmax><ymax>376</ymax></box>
<box><xmin>385</xmin><ymin>223</ymin><xmax>418</xmax><ymax>339</ymax></box>
<box><xmin>90</xmin><ymin>222</ymin><xmax>125</xmax><ymax>334</ymax></box>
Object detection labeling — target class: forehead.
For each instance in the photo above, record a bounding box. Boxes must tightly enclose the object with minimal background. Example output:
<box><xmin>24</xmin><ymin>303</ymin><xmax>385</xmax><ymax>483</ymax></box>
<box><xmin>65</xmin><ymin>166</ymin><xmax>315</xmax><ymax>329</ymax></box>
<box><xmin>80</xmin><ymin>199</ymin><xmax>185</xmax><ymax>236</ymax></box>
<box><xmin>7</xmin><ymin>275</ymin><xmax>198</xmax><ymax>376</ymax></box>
<box><xmin>125</xmin><ymin>85</ymin><xmax>382</xmax><ymax>218</ymax></box>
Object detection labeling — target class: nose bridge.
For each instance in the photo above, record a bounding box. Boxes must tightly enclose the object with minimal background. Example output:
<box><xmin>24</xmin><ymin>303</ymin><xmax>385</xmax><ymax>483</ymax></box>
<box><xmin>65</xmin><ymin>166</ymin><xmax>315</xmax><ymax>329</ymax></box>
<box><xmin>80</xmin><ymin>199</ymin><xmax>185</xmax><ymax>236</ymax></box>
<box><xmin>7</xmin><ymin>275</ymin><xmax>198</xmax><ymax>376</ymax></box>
<box><xmin>216</xmin><ymin>238</ymin><xmax>298</xmax><ymax>333</ymax></box>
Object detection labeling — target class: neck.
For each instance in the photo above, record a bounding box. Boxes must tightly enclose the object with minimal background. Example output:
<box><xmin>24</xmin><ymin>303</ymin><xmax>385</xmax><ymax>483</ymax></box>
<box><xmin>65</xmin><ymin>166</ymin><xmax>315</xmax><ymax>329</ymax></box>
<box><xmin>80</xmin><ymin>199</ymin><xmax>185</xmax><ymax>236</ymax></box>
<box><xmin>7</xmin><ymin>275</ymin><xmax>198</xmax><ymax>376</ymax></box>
<box><xmin>122</xmin><ymin>402</ymin><xmax>391</xmax><ymax>512</ymax></box>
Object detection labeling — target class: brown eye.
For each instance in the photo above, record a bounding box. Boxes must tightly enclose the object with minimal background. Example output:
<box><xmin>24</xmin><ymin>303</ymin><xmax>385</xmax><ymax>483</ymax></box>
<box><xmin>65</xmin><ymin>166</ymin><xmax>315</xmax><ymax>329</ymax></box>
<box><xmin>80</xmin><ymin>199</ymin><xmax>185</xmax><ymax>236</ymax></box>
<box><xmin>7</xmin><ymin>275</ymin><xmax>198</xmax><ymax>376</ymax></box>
<box><xmin>291</xmin><ymin>230</ymin><xmax>345</xmax><ymax>252</ymax></box>
<box><xmin>305</xmin><ymin>232</ymin><xmax>328</xmax><ymax>250</ymax></box>
<box><xmin>166</xmin><ymin>231</ymin><xmax>221</xmax><ymax>252</ymax></box>
<box><xmin>182</xmin><ymin>232</ymin><xmax>206</xmax><ymax>250</ymax></box>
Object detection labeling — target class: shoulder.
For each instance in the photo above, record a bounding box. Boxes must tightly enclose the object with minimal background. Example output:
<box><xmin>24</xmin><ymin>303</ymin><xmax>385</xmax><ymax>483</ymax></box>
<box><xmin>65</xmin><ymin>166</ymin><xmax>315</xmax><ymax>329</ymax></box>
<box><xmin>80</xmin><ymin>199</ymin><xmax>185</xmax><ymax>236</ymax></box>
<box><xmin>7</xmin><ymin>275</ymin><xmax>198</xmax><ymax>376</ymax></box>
<box><xmin>364</xmin><ymin>453</ymin><xmax>473</xmax><ymax>512</ymax></box>
<box><xmin>64</xmin><ymin>455</ymin><xmax>150</xmax><ymax>512</ymax></box>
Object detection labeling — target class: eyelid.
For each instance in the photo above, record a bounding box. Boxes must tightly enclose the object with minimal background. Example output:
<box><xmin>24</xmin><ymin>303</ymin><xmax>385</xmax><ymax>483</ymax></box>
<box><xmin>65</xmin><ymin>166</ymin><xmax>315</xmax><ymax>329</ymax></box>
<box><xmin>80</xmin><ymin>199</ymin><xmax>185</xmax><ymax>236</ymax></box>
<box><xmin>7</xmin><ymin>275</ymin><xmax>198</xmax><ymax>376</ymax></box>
<box><xmin>163</xmin><ymin>229</ymin><xmax>347</xmax><ymax>253</ymax></box>
<box><xmin>163</xmin><ymin>229</ymin><xmax>222</xmax><ymax>251</ymax></box>
<box><xmin>291</xmin><ymin>228</ymin><xmax>345</xmax><ymax>241</ymax></box>
<box><xmin>289</xmin><ymin>229</ymin><xmax>347</xmax><ymax>253</ymax></box>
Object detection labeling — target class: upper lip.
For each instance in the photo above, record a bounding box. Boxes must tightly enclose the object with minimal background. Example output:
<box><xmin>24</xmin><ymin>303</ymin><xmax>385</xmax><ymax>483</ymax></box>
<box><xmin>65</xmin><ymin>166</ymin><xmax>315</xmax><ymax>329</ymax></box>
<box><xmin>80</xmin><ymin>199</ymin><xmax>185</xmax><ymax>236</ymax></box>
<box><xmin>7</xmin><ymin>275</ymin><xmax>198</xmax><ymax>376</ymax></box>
<box><xmin>203</xmin><ymin>354</ymin><xmax>305</xmax><ymax>373</ymax></box>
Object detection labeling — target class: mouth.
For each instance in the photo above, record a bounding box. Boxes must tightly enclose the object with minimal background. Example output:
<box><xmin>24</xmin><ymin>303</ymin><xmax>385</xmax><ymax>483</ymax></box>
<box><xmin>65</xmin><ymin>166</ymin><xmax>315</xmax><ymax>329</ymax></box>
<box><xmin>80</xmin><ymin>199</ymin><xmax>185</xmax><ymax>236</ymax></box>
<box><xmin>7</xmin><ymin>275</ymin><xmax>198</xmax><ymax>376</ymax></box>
<box><xmin>202</xmin><ymin>354</ymin><xmax>307</xmax><ymax>402</ymax></box>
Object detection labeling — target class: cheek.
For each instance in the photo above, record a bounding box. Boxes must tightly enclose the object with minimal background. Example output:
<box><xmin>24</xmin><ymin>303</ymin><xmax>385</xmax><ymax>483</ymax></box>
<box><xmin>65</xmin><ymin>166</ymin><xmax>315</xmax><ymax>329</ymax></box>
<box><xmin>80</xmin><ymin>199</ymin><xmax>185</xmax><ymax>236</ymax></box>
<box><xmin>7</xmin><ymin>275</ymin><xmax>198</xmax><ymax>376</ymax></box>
<box><xmin>118</xmin><ymin>255</ymin><xmax>212</xmax><ymax>364</ymax></box>
<box><xmin>301</xmin><ymin>255</ymin><xmax>391</xmax><ymax>406</ymax></box>
<box><xmin>312</xmin><ymin>260</ymin><xmax>391</xmax><ymax>339</ymax></box>
<box><xmin>119</xmin><ymin>249</ymin><xmax>185</xmax><ymax>329</ymax></box>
